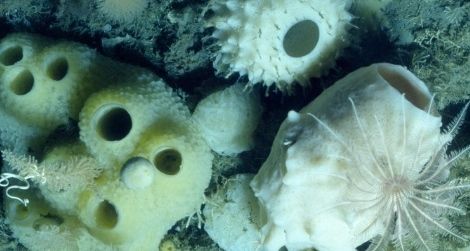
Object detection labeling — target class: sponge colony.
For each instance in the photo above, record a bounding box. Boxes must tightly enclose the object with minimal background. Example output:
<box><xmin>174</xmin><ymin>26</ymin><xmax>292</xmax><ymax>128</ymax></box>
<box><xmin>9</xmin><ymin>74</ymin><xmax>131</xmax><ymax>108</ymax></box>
<box><xmin>208</xmin><ymin>0</ymin><xmax>352</xmax><ymax>92</ymax></box>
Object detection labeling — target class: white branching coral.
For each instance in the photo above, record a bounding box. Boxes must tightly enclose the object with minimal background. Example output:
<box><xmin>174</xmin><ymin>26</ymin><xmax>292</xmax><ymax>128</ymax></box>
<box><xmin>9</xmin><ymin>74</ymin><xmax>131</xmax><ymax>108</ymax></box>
<box><xmin>208</xmin><ymin>0</ymin><xmax>352</xmax><ymax>92</ymax></box>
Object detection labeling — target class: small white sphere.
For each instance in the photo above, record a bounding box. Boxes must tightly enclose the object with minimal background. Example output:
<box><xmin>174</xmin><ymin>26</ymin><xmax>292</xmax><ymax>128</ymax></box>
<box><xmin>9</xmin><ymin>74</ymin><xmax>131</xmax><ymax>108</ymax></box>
<box><xmin>120</xmin><ymin>156</ymin><xmax>156</xmax><ymax>189</ymax></box>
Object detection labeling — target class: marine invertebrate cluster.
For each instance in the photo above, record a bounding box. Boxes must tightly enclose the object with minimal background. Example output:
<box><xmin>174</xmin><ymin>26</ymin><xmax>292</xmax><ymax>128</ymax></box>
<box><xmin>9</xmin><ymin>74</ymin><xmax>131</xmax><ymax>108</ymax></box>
<box><xmin>0</xmin><ymin>33</ymin><xmax>213</xmax><ymax>251</ymax></box>
<box><xmin>208</xmin><ymin>0</ymin><xmax>352</xmax><ymax>92</ymax></box>
<box><xmin>250</xmin><ymin>63</ymin><xmax>469</xmax><ymax>250</ymax></box>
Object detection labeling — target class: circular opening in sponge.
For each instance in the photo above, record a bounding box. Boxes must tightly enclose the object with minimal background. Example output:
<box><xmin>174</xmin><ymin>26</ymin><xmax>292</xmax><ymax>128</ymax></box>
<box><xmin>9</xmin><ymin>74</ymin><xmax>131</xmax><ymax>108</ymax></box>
<box><xmin>46</xmin><ymin>57</ymin><xmax>69</xmax><ymax>81</ymax></box>
<box><xmin>0</xmin><ymin>46</ymin><xmax>23</xmax><ymax>66</ymax></box>
<box><xmin>14</xmin><ymin>204</ymin><xmax>29</xmax><ymax>221</ymax></box>
<box><xmin>153</xmin><ymin>148</ymin><xmax>182</xmax><ymax>175</ymax></box>
<box><xmin>95</xmin><ymin>200</ymin><xmax>118</xmax><ymax>229</ymax></box>
<box><xmin>96</xmin><ymin>106</ymin><xmax>132</xmax><ymax>141</ymax></box>
<box><xmin>377</xmin><ymin>64</ymin><xmax>432</xmax><ymax>112</ymax></box>
<box><xmin>9</xmin><ymin>68</ymin><xmax>34</xmax><ymax>95</ymax></box>
<box><xmin>283</xmin><ymin>20</ymin><xmax>319</xmax><ymax>58</ymax></box>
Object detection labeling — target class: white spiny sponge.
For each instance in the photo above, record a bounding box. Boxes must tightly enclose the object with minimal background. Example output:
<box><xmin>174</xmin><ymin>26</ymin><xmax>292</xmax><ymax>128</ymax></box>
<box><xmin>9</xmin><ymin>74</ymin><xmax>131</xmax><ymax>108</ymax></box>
<box><xmin>208</xmin><ymin>0</ymin><xmax>352</xmax><ymax>92</ymax></box>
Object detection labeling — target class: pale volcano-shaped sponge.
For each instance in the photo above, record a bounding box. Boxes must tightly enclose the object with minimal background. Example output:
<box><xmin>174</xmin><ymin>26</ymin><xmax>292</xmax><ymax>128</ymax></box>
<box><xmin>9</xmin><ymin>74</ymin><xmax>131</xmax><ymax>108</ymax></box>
<box><xmin>208</xmin><ymin>0</ymin><xmax>352</xmax><ymax>92</ymax></box>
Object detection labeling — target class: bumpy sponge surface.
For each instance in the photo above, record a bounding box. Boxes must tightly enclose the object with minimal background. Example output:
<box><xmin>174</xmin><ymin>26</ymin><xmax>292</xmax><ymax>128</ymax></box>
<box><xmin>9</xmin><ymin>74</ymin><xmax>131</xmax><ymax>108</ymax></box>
<box><xmin>2</xmin><ymin>33</ymin><xmax>213</xmax><ymax>251</ymax></box>
<box><xmin>208</xmin><ymin>0</ymin><xmax>352</xmax><ymax>92</ymax></box>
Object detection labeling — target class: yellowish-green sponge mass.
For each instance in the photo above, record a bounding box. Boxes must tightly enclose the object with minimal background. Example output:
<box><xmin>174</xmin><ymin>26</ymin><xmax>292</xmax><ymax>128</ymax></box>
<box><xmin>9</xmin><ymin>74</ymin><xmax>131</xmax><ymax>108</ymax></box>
<box><xmin>1</xmin><ymin>32</ymin><xmax>214</xmax><ymax>251</ymax></box>
<box><xmin>79</xmin><ymin>78</ymin><xmax>193</xmax><ymax>167</ymax></box>
<box><xmin>76</xmin><ymin>119</ymin><xmax>212</xmax><ymax>249</ymax></box>
<box><xmin>0</xmin><ymin>33</ymin><xmax>116</xmax><ymax>131</ymax></box>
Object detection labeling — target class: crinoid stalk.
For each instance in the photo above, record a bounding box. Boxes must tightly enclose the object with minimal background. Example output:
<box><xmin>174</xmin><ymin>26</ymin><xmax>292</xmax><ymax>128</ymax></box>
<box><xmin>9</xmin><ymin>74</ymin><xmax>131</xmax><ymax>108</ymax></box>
<box><xmin>310</xmin><ymin>98</ymin><xmax>470</xmax><ymax>251</ymax></box>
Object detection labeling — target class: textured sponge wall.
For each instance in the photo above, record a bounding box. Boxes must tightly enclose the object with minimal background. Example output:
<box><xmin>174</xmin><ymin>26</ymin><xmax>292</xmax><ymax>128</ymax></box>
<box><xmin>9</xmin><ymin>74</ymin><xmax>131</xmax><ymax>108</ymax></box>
<box><xmin>1</xmin><ymin>33</ymin><xmax>213</xmax><ymax>251</ymax></box>
<box><xmin>0</xmin><ymin>34</ymin><xmax>115</xmax><ymax>131</ymax></box>
<box><xmin>208</xmin><ymin>0</ymin><xmax>352</xmax><ymax>92</ymax></box>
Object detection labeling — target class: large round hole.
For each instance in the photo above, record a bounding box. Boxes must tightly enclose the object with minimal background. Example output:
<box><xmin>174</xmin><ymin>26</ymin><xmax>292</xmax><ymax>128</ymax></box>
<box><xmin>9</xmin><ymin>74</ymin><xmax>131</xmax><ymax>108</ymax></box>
<box><xmin>96</xmin><ymin>107</ymin><xmax>132</xmax><ymax>141</ymax></box>
<box><xmin>153</xmin><ymin>149</ymin><xmax>182</xmax><ymax>175</ymax></box>
<box><xmin>0</xmin><ymin>46</ymin><xmax>23</xmax><ymax>65</ymax></box>
<box><xmin>95</xmin><ymin>200</ymin><xmax>118</xmax><ymax>229</ymax></box>
<box><xmin>46</xmin><ymin>57</ymin><xmax>68</xmax><ymax>81</ymax></box>
<box><xmin>283</xmin><ymin>20</ymin><xmax>319</xmax><ymax>58</ymax></box>
<box><xmin>377</xmin><ymin>65</ymin><xmax>431</xmax><ymax>111</ymax></box>
<box><xmin>9</xmin><ymin>69</ymin><xmax>34</xmax><ymax>95</ymax></box>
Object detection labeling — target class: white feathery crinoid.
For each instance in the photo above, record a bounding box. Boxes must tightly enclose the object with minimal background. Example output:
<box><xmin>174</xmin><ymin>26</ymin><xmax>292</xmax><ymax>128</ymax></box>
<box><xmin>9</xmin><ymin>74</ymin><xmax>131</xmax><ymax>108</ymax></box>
<box><xmin>329</xmin><ymin>98</ymin><xmax>470</xmax><ymax>251</ymax></box>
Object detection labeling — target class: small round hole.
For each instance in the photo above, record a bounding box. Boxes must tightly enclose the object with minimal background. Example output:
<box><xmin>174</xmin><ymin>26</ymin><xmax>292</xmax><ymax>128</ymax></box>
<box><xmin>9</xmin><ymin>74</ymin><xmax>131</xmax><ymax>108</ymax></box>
<box><xmin>95</xmin><ymin>200</ymin><xmax>118</xmax><ymax>229</ymax></box>
<box><xmin>153</xmin><ymin>149</ymin><xmax>182</xmax><ymax>175</ymax></box>
<box><xmin>96</xmin><ymin>107</ymin><xmax>132</xmax><ymax>141</ymax></box>
<box><xmin>283</xmin><ymin>20</ymin><xmax>319</xmax><ymax>58</ymax></box>
<box><xmin>46</xmin><ymin>57</ymin><xmax>68</xmax><ymax>81</ymax></box>
<box><xmin>9</xmin><ymin>69</ymin><xmax>34</xmax><ymax>95</ymax></box>
<box><xmin>0</xmin><ymin>46</ymin><xmax>23</xmax><ymax>65</ymax></box>
<box><xmin>14</xmin><ymin>204</ymin><xmax>29</xmax><ymax>220</ymax></box>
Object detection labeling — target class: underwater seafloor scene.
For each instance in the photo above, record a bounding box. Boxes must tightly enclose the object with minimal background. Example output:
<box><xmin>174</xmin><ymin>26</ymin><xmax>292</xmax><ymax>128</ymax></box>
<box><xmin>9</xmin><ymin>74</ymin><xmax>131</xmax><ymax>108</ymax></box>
<box><xmin>0</xmin><ymin>0</ymin><xmax>469</xmax><ymax>250</ymax></box>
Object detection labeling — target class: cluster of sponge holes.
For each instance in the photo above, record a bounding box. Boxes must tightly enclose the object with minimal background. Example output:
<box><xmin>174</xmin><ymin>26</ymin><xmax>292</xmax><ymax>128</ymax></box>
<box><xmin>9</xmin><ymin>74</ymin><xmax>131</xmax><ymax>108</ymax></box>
<box><xmin>94</xmin><ymin>148</ymin><xmax>184</xmax><ymax>230</ymax></box>
<box><xmin>0</xmin><ymin>45</ymin><xmax>70</xmax><ymax>97</ymax></box>
<box><xmin>0</xmin><ymin>45</ymin><xmax>33</xmax><ymax>96</ymax></box>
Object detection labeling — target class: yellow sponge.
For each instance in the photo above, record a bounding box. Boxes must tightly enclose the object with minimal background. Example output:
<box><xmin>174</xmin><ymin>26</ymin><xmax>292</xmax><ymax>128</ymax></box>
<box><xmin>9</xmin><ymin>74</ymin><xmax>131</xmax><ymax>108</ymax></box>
<box><xmin>1</xmin><ymin>32</ymin><xmax>214</xmax><ymax>251</ymax></box>
<box><xmin>0</xmin><ymin>33</ymin><xmax>128</xmax><ymax>132</ymax></box>
<box><xmin>77</xmin><ymin>122</ymin><xmax>212</xmax><ymax>250</ymax></box>
<box><xmin>79</xmin><ymin>79</ymin><xmax>191</xmax><ymax>167</ymax></box>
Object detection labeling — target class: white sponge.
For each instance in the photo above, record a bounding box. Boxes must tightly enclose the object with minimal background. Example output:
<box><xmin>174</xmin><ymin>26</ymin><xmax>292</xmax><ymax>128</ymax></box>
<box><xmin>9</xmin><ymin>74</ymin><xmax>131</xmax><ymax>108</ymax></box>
<box><xmin>208</xmin><ymin>0</ymin><xmax>352</xmax><ymax>92</ymax></box>
<box><xmin>192</xmin><ymin>83</ymin><xmax>262</xmax><ymax>155</ymax></box>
